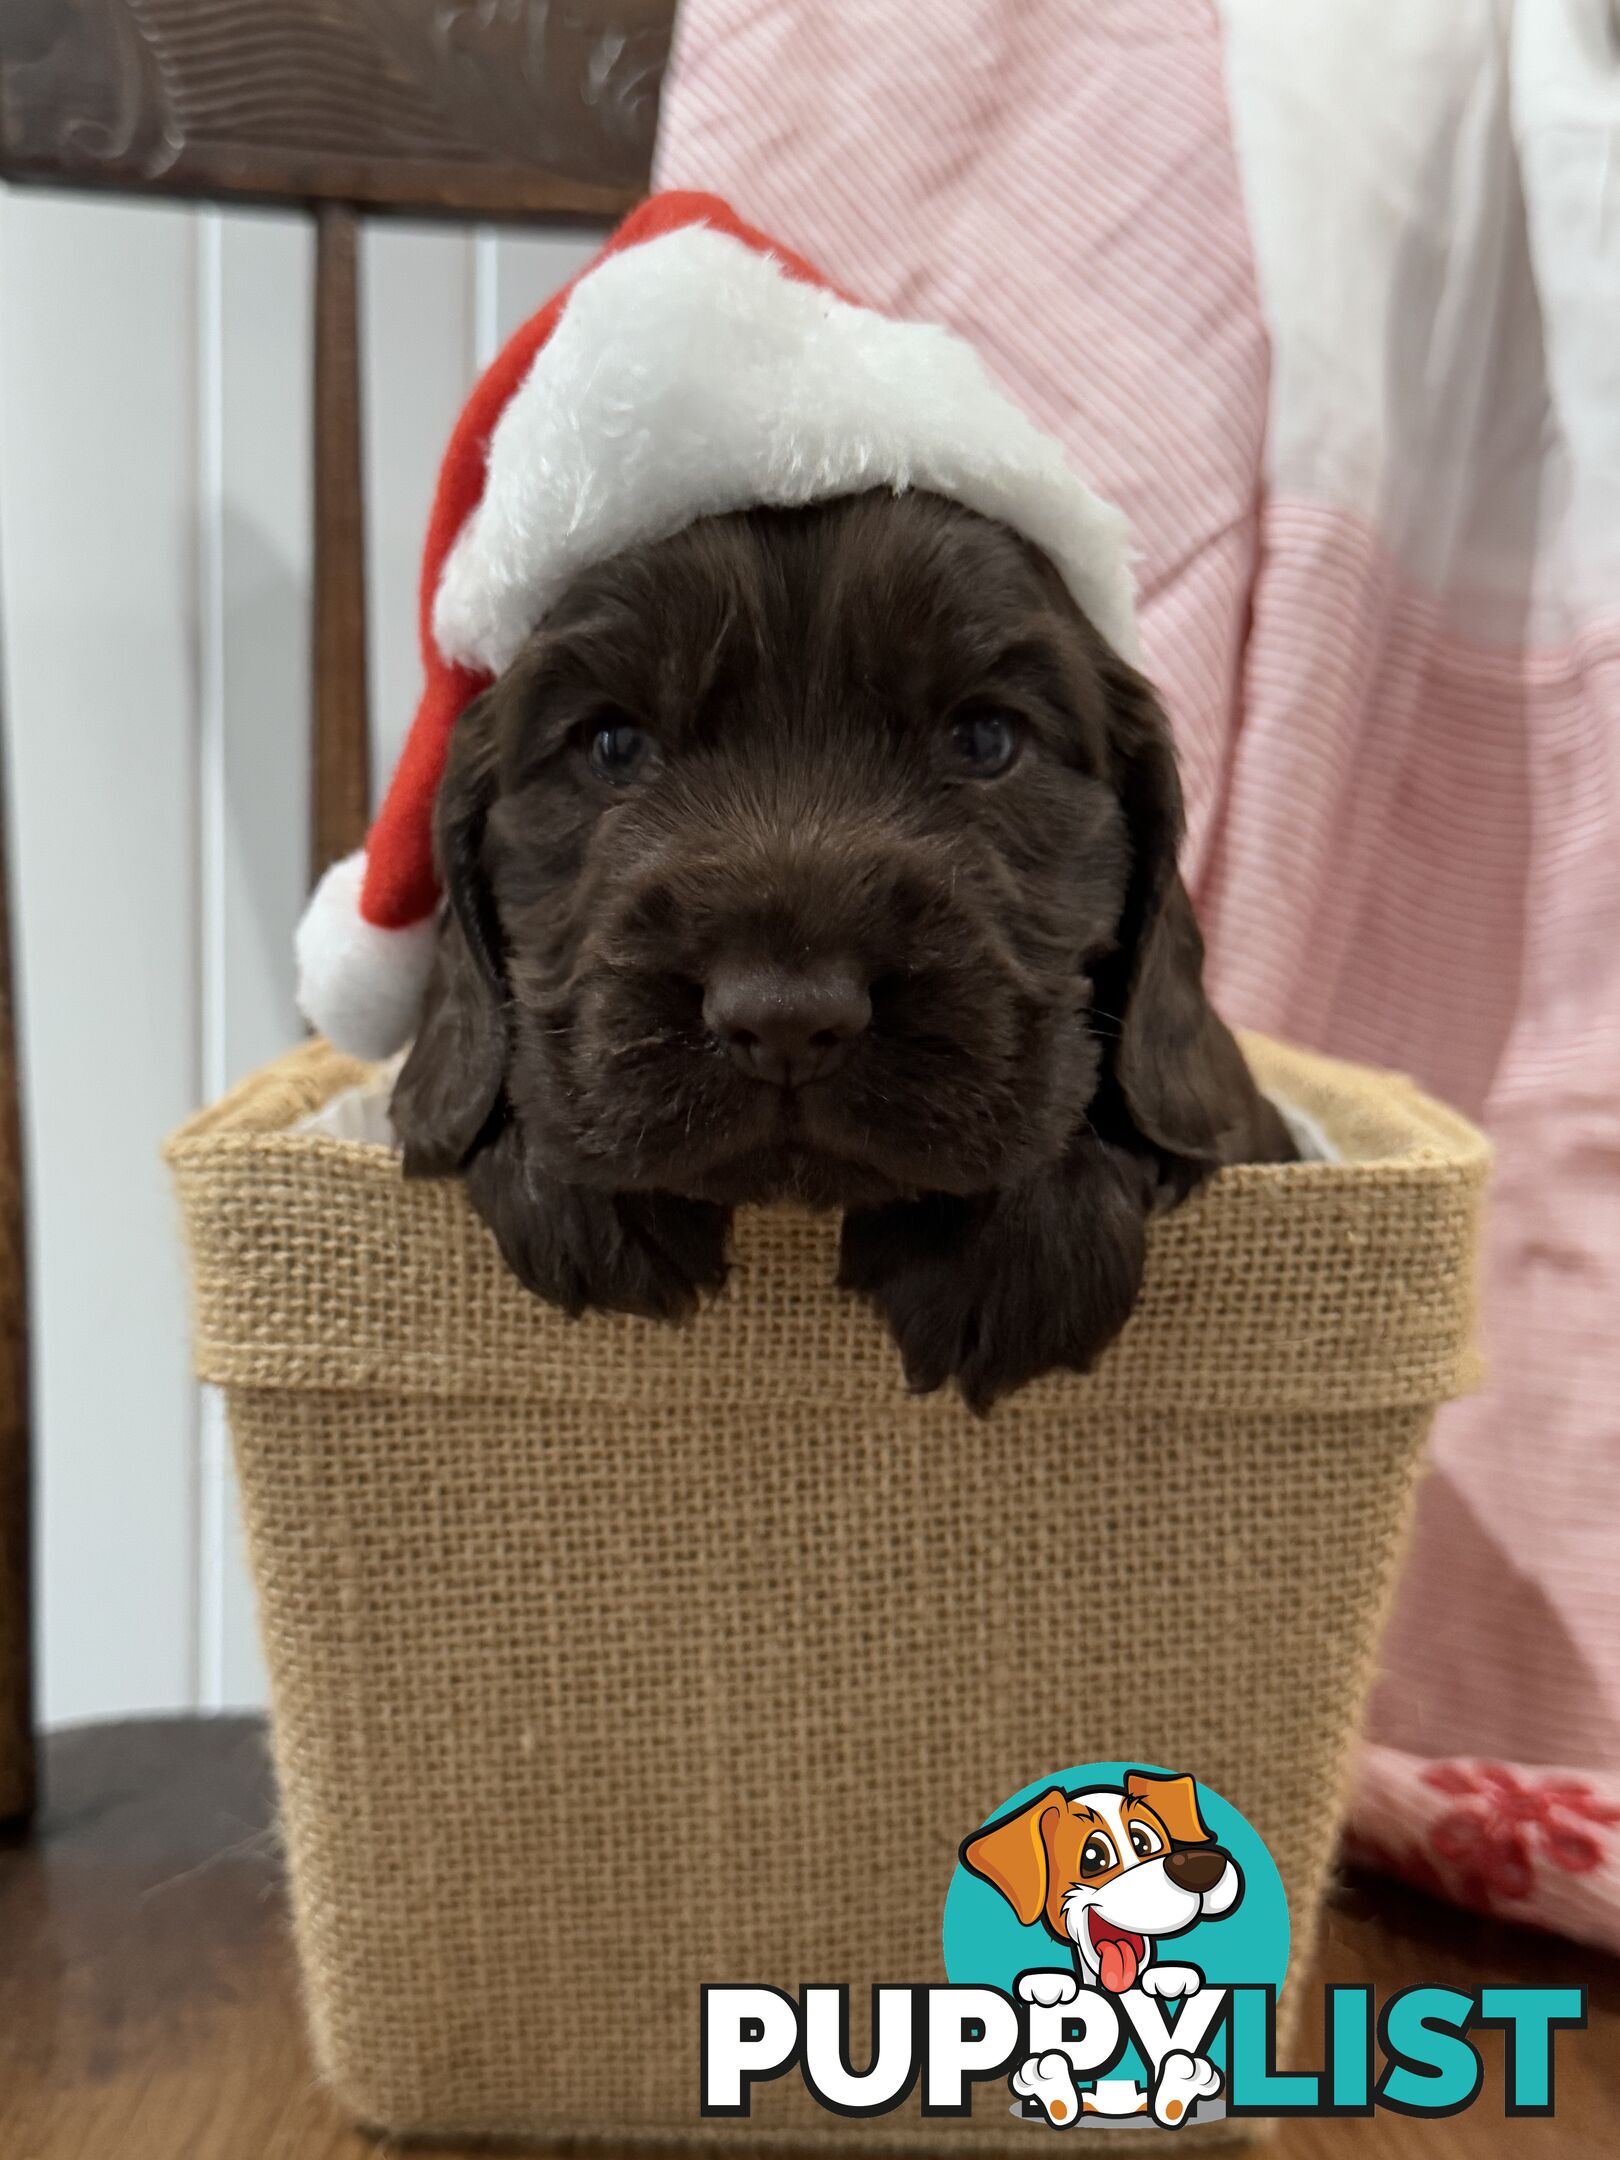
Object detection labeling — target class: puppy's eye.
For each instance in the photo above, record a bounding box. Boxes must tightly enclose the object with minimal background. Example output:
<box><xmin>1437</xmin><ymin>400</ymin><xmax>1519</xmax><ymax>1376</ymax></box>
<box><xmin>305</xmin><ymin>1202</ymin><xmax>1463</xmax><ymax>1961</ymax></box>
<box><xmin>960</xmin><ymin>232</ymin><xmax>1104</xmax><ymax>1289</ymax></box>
<box><xmin>1079</xmin><ymin>1832</ymin><xmax>1118</xmax><ymax>1877</ymax></box>
<box><xmin>948</xmin><ymin>708</ymin><xmax>1021</xmax><ymax>778</ymax></box>
<box><xmin>1128</xmin><ymin>1822</ymin><xmax>1164</xmax><ymax>1859</ymax></box>
<box><xmin>587</xmin><ymin>720</ymin><xmax>661</xmax><ymax>786</ymax></box>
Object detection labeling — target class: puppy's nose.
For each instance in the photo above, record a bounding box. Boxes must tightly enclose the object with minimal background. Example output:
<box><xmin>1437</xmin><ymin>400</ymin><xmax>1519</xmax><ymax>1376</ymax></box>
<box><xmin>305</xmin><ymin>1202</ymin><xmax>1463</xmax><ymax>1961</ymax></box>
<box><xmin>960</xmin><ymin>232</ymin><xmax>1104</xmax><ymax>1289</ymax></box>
<box><xmin>1164</xmin><ymin>1847</ymin><xmax>1227</xmax><ymax>1896</ymax></box>
<box><xmin>703</xmin><ymin>959</ymin><xmax>871</xmax><ymax>1087</ymax></box>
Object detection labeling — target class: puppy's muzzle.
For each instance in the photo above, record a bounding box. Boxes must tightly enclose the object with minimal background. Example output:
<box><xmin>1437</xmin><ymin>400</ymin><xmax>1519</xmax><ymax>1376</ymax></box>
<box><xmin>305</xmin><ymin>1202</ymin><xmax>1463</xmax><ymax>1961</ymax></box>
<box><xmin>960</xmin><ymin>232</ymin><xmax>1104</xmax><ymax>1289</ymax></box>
<box><xmin>702</xmin><ymin>957</ymin><xmax>872</xmax><ymax>1088</ymax></box>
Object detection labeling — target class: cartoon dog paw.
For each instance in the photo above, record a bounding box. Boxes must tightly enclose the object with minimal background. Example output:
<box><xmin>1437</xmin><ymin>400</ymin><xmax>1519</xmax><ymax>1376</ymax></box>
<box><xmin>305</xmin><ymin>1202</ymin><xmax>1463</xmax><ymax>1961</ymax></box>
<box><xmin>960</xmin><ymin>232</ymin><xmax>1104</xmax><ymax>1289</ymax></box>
<box><xmin>1017</xmin><ymin>1969</ymin><xmax>1080</xmax><ymax>2008</ymax></box>
<box><xmin>1151</xmin><ymin>2049</ymin><xmax>1222</xmax><ymax>2128</ymax></box>
<box><xmin>1013</xmin><ymin>2050</ymin><xmax>1082</xmax><ymax>2127</ymax></box>
<box><xmin>1138</xmin><ymin>1963</ymin><xmax>1203</xmax><ymax>2001</ymax></box>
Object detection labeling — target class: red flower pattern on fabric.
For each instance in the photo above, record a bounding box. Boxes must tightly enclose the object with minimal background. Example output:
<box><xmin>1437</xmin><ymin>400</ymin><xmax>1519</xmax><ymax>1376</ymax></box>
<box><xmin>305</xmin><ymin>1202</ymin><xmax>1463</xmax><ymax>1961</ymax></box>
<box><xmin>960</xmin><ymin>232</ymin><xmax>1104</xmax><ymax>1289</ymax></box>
<box><xmin>1418</xmin><ymin>1761</ymin><xmax>1620</xmax><ymax>1909</ymax></box>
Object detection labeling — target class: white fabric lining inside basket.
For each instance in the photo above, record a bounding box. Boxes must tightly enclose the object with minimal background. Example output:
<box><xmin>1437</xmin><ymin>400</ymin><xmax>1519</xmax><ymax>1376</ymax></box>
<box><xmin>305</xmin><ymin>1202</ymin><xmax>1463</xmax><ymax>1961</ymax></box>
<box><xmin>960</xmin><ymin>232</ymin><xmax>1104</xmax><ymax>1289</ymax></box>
<box><xmin>295</xmin><ymin>1055</ymin><xmax>1337</xmax><ymax>1163</ymax></box>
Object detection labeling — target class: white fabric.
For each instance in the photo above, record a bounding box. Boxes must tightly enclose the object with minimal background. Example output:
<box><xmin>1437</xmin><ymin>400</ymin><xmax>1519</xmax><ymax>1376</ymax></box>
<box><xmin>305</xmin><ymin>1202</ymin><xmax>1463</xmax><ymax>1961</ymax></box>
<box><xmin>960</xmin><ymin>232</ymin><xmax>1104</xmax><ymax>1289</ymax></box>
<box><xmin>294</xmin><ymin>1052</ymin><xmax>408</xmax><ymax>1144</ymax></box>
<box><xmin>433</xmin><ymin>224</ymin><xmax>1141</xmax><ymax>676</ymax></box>
<box><xmin>1217</xmin><ymin>0</ymin><xmax>1620</xmax><ymax>640</ymax></box>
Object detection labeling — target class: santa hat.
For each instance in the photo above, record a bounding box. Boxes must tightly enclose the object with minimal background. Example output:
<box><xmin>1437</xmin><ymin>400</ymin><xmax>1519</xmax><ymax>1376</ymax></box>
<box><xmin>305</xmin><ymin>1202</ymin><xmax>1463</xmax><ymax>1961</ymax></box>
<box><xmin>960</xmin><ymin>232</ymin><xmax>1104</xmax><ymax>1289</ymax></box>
<box><xmin>296</xmin><ymin>191</ymin><xmax>1139</xmax><ymax>1059</ymax></box>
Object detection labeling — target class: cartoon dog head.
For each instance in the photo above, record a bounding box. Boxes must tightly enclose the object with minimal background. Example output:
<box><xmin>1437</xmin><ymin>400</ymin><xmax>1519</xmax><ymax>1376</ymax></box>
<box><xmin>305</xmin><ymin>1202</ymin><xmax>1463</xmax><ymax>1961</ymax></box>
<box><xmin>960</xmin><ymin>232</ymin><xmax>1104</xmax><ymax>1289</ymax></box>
<box><xmin>960</xmin><ymin>1770</ymin><xmax>1243</xmax><ymax>1994</ymax></box>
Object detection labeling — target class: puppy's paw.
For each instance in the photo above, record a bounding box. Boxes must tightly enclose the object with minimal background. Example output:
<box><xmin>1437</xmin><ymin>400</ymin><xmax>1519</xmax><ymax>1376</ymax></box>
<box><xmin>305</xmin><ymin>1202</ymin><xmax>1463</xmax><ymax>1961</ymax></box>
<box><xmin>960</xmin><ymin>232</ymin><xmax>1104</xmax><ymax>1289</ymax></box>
<box><xmin>1017</xmin><ymin>1969</ymin><xmax>1080</xmax><ymax>2008</ymax></box>
<box><xmin>466</xmin><ymin>1127</ymin><xmax>730</xmax><ymax>1321</ymax></box>
<box><xmin>1012</xmin><ymin>2051</ymin><xmax>1081</xmax><ymax>2128</ymax></box>
<box><xmin>1137</xmin><ymin>1963</ymin><xmax>1202</xmax><ymax>2001</ymax></box>
<box><xmin>1150</xmin><ymin>2049</ymin><xmax>1221</xmax><ymax>2129</ymax></box>
<box><xmin>839</xmin><ymin>1140</ymin><xmax>1150</xmax><ymax>1412</ymax></box>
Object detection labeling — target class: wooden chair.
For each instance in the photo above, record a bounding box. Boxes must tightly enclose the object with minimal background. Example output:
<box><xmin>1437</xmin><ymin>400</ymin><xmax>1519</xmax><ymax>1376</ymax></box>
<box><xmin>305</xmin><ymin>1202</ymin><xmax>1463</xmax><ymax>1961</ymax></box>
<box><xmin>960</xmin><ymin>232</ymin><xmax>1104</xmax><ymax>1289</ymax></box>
<box><xmin>0</xmin><ymin>0</ymin><xmax>678</xmax><ymax>1825</ymax></box>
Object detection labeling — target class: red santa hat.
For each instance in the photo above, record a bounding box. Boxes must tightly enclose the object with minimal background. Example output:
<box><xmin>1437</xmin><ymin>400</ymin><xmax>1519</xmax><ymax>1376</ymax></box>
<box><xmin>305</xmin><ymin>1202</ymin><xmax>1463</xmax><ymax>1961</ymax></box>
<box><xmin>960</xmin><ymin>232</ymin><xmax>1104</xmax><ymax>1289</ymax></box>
<box><xmin>296</xmin><ymin>191</ymin><xmax>1139</xmax><ymax>1059</ymax></box>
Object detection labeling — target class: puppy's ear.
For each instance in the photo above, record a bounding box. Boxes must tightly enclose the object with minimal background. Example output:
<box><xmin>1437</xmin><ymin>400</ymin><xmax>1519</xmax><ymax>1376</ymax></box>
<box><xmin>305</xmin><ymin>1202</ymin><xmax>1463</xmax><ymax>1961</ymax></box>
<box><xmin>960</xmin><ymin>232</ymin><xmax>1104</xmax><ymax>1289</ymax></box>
<box><xmin>1124</xmin><ymin>1770</ymin><xmax>1213</xmax><ymax>1847</ymax></box>
<box><xmin>391</xmin><ymin>689</ymin><xmax>506</xmax><ymax>1174</ymax></box>
<box><xmin>1100</xmin><ymin>660</ymin><xmax>1270</xmax><ymax>1171</ymax></box>
<box><xmin>960</xmin><ymin>1788</ymin><xmax>1066</xmax><ymax>1926</ymax></box>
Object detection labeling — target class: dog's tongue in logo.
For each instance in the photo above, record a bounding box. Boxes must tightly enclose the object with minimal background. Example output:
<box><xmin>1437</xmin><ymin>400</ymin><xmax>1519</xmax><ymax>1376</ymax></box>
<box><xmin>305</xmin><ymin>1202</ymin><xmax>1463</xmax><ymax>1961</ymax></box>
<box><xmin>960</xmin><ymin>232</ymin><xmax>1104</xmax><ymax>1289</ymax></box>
<box><xmin>1087</xmin><ymin>1911</ymin><xmax>1146</xmax><ymax>1994</ymax></box>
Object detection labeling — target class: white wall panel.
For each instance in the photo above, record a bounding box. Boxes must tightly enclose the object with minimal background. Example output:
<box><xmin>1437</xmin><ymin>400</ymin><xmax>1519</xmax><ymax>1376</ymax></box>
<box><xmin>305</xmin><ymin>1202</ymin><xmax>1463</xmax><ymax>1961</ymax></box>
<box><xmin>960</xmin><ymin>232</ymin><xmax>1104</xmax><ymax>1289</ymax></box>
<box><xmin>488</xmin><ymin>225</ymin><xmax>603</xmax><ymax>348</ymax></box>
<box><xmin>0</xmin><ymin>191</ymin><xmax>202</xmax><ymax>1725</ymax></box>
<box><xmin>202</xmin><ymin>205</ymin><xmax>315</xmax><ymax>1708</ymax></box>
<box><xmin>359</xmin><ymin>222</ymin><xmax>600</xmax><ymax>787</ymax></box>
<box><xmin>0</xmin><ymin>195</ymin><xmax>609</xmax><ymax>1724</ymax></box>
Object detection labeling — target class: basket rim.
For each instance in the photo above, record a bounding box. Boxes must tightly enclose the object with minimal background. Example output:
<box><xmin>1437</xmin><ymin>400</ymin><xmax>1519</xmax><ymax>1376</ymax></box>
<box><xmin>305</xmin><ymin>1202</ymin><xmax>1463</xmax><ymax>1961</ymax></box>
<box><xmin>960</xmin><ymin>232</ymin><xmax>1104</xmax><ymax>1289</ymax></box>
<box><xmin>167</xmin><ymin>1033</ymin><xmax>1489</xmax><ymax>1414</ymax></box>
<box><xmin>164</xmin><ymin>1030</ymin><xmax>1492</xmax><ymax>1187</ymax></box>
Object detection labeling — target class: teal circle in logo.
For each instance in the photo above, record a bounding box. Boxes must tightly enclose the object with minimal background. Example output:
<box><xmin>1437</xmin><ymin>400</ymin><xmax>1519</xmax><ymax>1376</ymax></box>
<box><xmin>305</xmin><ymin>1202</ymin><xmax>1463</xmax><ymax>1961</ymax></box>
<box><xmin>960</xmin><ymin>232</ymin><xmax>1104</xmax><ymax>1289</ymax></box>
<box><xmin>942</xmin><ymin>1762</ymin><xmax>1288</xmax><ymax>2002</ymax></box>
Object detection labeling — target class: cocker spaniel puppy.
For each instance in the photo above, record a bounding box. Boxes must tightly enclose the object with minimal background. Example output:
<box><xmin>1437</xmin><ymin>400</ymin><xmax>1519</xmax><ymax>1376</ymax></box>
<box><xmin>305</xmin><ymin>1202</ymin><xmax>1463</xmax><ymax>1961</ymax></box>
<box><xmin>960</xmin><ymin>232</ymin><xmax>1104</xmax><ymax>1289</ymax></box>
<box><xmin>392</xmin><ymin>489</ymin><xmax>1294</xmax><ymax>1408</ymax></box>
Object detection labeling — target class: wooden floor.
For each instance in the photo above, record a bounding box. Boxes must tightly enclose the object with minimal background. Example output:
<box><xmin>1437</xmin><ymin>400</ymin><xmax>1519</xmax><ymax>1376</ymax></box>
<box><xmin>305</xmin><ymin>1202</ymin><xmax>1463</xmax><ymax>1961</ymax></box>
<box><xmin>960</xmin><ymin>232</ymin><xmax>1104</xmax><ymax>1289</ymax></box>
<box><xmin>1</xmin><ymin>1720</ymin><xmax>1615</xmax><ymax>2158</ymax></box>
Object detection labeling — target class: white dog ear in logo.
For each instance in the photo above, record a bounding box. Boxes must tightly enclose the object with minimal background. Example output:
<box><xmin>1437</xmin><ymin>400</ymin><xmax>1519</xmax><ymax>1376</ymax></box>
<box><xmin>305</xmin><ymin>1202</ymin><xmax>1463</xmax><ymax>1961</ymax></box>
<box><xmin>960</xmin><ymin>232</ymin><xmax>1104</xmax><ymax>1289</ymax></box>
<box><xmin>1123</xmin><ymin>1770</ymin><xmax>1211</xmax><ymax>1844</ymax></box>
<box><xmin>1125</xmin><ymin>1770</ymin><xmax>1242</xmax><ymax>1917</ymax></box>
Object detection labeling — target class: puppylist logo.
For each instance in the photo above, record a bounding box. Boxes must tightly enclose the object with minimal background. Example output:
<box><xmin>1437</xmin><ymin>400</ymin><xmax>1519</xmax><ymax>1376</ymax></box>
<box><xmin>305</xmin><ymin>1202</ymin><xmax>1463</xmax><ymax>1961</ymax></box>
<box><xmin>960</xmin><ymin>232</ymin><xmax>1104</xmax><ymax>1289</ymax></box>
<box><xmin>701</xmin><ymin>1763</ymin><xmax>1586</xmax><ymax>2130</ymax></box>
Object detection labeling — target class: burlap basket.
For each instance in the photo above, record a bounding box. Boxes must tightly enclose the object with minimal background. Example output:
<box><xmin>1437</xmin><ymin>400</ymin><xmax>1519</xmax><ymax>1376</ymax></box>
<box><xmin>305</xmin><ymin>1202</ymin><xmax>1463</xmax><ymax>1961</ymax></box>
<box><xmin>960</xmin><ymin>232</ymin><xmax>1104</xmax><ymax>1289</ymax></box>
<box><xmin>167</xmin><ymin>1032</ymin><xmax>1486</xmax><ymax>2153</ymax></box>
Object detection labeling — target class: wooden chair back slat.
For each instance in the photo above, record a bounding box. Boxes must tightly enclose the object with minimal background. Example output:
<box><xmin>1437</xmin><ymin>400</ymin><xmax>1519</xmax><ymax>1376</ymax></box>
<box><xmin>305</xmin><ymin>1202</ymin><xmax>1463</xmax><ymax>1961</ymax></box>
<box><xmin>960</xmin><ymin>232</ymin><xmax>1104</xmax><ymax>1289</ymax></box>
<box><xmin>312</xmin><ymin>205</ymin><xmax>372</xmax><ymax>880</ymax></box>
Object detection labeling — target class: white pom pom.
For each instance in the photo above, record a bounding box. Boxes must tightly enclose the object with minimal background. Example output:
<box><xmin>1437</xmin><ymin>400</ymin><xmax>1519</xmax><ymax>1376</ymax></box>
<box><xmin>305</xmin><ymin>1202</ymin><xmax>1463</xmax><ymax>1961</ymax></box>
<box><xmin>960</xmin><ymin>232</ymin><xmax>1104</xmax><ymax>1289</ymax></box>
<box><xmin>295</xmin><ymin>850</ymin><xmax>437</xmax><ymax>1061</ymax></box>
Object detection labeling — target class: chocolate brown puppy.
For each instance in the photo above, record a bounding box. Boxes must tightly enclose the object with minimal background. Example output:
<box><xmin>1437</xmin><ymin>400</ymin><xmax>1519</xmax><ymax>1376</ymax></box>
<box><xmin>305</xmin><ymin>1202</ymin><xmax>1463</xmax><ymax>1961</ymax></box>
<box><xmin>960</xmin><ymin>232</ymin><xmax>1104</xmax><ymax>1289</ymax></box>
<box><xmin>392</xmin><ymin>489</ymin><xmax>1294</xmax><ymax>1408</ymax></box>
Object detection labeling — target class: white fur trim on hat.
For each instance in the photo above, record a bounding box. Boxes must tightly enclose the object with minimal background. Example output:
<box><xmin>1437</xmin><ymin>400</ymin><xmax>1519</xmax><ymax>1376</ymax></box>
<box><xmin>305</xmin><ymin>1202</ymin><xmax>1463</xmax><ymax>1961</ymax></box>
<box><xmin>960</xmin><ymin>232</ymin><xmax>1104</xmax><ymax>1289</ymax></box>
<box><xmin>295</xmin><ymin>850</ymin><xmax>438</xmax><ymax>1061</ymax></box>
<box><xmin>433</xmin><ymin>225</ymin><xmax>1139</xmax><ymax>678</ymax></box>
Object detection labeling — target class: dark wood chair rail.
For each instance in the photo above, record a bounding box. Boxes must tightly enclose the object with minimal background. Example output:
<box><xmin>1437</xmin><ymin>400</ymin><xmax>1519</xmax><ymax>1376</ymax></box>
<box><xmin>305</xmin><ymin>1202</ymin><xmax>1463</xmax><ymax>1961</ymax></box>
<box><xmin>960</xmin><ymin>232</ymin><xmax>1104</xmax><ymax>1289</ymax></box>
<box><xmin>0</xmin><ymin>0</ymin><xmax>677</xmax><ymax>1824</ymax></box>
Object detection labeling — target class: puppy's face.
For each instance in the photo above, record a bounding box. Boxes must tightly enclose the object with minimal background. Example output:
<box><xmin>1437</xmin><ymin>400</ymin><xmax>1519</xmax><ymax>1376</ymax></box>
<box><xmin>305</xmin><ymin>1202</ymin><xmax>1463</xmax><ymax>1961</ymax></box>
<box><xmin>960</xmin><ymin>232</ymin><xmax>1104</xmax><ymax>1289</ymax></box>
<box><xmin>402</xmin><ymin>491</ymin><xmax>1194</xmax><ymax>1206</ymax></box>
<box><xmin>961</xmin><ymin>1774</ymin><xmax>1243</xmax><ymax>1995</ymax></box>
<box><xmin>502</xmin><ymin>492</ymin><xmax>1133</xmax><ymax>1205</ymax></box>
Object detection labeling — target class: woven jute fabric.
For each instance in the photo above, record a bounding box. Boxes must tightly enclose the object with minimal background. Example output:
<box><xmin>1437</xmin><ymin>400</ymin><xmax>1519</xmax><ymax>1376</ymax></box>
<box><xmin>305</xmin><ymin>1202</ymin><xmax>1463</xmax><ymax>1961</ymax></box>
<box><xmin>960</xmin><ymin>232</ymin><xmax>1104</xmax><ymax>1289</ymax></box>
<box><xmin>168</xmin><ymin>1034</ymin><xmax>1487</xmax><ymax>2154</ymax></box>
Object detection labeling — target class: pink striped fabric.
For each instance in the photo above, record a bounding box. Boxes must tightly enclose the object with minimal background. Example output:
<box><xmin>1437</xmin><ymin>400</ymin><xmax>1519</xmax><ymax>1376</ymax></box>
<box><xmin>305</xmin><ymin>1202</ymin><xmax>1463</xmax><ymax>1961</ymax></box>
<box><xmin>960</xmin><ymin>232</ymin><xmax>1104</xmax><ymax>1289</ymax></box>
<box><xmin>655</xmin><ymin>0</ymin><xmax>1620</xmax><ymax>1950</ymax></box>
<box><xmin>658</xmin><ymin>0</ymin><xmax>1269</xmax><ymax>886</ymax></box>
